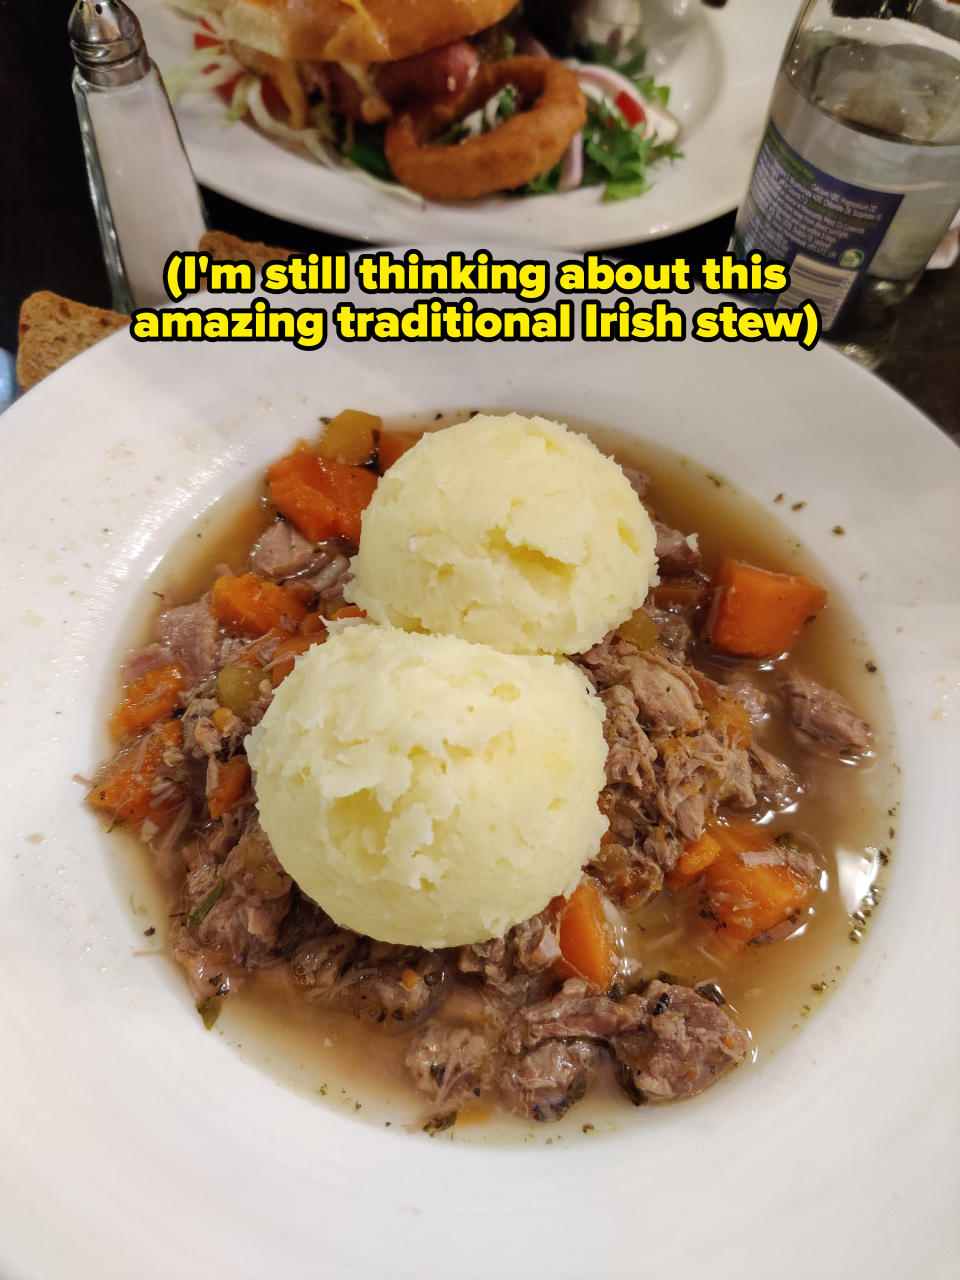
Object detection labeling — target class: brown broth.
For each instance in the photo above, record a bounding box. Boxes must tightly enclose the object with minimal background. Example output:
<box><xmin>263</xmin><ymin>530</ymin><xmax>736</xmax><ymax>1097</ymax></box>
<box><xmin>103</xmin><ymin>411</ymin><xmax>898</xmax><ymax>1145</ymax></box>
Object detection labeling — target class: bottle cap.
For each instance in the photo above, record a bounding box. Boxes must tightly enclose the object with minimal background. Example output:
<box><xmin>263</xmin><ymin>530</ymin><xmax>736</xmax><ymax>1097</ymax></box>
<box><xmin>68</xmin><ymin>0</ymin><xmax>150</xmax><ymax>87</ymax></box>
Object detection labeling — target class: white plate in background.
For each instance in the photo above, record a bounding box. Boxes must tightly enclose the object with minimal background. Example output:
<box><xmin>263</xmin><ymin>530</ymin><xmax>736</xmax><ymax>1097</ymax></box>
<box><xmin>0</xmin><ymin>253</ymin><xmax>958</xmax><ymax>1279</ymax></box>
<box><xmin>138</xmin><ymin>0</ymin><xmax>796</xmax><ymax>246</ymax></box>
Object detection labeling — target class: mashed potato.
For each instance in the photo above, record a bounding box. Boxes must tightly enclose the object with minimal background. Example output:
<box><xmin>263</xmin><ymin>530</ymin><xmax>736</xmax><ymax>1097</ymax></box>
<box><xmin>246</xmin><ymin>625</ymin><xmax>608</xmax><ymax>948</ymax></box>
<box><xmin>346</xmin><ymin>413</ymin><xmax>657</xmax><ymax>654</ymax></box>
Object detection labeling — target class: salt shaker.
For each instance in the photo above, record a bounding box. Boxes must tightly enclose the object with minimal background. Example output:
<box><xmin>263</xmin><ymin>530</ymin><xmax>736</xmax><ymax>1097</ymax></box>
<box><xmin>69</xmin><ymin>0</ymin><xmax>207</xmax><ymax>312</ymax></box>
<box><xmin>732</xmin><ymin>0</ymin><xmax>960</xmax><ymax>367</ymax></box>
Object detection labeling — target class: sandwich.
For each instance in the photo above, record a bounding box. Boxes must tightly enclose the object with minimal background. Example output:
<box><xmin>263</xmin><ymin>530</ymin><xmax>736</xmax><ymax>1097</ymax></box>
<box><xmin>181</xmin><ymin>0</ymin><xmax>681</xmax><ymax>200</ymax></box>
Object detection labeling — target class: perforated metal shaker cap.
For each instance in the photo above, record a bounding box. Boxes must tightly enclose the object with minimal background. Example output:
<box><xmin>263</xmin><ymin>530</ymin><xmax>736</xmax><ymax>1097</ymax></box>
<box><xmin>68</xmin><ymin>0</ymin><xmax>150</xmax><ymax>87</ymax></box>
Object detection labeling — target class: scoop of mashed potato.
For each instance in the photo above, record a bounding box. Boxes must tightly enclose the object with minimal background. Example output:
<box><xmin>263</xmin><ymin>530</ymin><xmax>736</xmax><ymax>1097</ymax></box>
<box><xmin>246</xmin><ymin>625</ymin><xmax>607</xmax><ymax>948</ymax></box>
<box><xmin>346</xmin><ymin>413</ymin><xmax>657</xmax><ymax>654</ymax></box>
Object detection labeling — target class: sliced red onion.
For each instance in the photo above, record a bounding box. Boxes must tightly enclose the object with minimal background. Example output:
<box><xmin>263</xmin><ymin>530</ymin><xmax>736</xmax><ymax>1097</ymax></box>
<box><xmin>558</xmin><ymin>130</ymin><xmax>584</xmax><ymax>192</ymax></box>
<box><xmin>567</xmin><ymin>58</ymin><xmax>680</xmax><ymax>143</ymax></box>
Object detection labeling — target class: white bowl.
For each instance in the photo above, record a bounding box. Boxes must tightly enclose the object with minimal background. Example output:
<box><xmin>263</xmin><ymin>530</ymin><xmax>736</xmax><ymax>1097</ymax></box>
<box><xmin>0</xmin><ymin>252</ymin><xmax>958</xmax><ymax>1279</ymax></box>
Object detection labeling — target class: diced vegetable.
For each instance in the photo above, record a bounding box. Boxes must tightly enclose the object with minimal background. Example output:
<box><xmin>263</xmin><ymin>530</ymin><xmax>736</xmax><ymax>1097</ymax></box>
<box><xmin>616</xmin><ymin>608</ymin><xmax>659</xmax><ymax>651</ymax></box>
<box><xmin>329</xmin><ymin>605</ymin><xmax>366</xmax><ymax>621</ymax></box>
<box><xmin>299</xmin><ymin>611</ymin><xmax>327</xmax><ymax>635</ymax></box>
<box><xmin>268</xmin><ymin>631</ymin><xmax>326</xmax><ymax>686</ymax></box>
<box><xmin>319</xmin><ymin>409</ymin><xmax>382</xmax><ymax>465</ymax></box>
<box><xmin>665</xmin><ymin>830</ymin><xmax>722</xmax><ymax>893</ymax></box>
<box><xmin>268</xmin><ymin>448</ymin><xmax>378</xmax><ymax>543</ymax></box>
<box><xmin>211</xmin><ymin>572</ymin><xmax>307</xmax><ymax>635</ymax></box>
<box><xmin>376</xmin><ymin>430</ymin><xmax>423</xmax><ymax>473</ymax></box>
<box><xmin>710</xmin><ymin>559</ymin><xmax>827</xmax><ymax>659</ymax></box>
<box><xmin>87</xmin><ymin>720</ymin><xmax>184</xmax><ymax>828</ymax></box>
<box><xmin>217</xmin><ymin>663</ymin><xmax>267</xmax><ymax>717</ymax></box>
<box><xmin>700</xmin><ymin>820</ymin><xmax>810</xmax><ymax>944</ymax></box>
<box><xmin>554</xmin><ymin>879</ymin><xmax>616</xmax><ymax>990</ymax></box>
<box><xmin>615</xmin><ymin>89</ymin><xmax>645</xmax><ymax>128</ymax></box>
<box><xmin>690</xmin><ymin>673</ymin><xmax>753</xmax><ymax>748</ymax></box>
<box><xmin>207</xmin><ymin>755</ymin><xmax>251</xmax><ymax>820</ymax></box>
<box><xmin>653</xmin><ymin>574</ymin><xmax>710</xmax><ymax>612</ymax></box>
<box><xmin>110</xmin><ymin>663</ymin><xmax>186</xmax><ymax>739</ymax></box>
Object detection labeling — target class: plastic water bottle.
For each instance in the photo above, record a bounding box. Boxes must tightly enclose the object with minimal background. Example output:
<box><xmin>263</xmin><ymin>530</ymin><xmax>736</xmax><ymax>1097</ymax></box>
<box><xmin>733</xmin><ymin>0</ymin><xmax>960</xmax><ymax>367</ymax></box>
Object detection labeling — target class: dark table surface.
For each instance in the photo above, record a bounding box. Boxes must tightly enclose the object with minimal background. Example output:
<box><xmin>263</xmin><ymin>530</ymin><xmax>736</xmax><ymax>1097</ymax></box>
<box><xmin>2</xmin><ymin>3</ymin><xmax>958</xmax><ymax>437</ymax></box>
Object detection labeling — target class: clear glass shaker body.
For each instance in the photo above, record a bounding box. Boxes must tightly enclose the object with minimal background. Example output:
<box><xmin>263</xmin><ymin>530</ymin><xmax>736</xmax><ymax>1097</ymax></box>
<box><xmin>72</xmin><ymin>63</ymin><xmax>207</xmax><ymax>312</ymax></box>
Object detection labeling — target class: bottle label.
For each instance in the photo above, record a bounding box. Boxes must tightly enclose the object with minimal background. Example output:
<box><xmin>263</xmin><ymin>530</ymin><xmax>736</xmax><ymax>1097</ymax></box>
<box><xmin>734</xmin><ymin>121</ymin><xmax>904</xmax><ymax>329</ymax></box>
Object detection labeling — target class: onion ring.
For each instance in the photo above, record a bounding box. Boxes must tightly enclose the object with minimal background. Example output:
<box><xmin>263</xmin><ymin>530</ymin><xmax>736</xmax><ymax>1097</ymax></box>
<box><xmin>384</xmin><ymin>56</ymin><xmax>586</xmax><ymax>201</ymax></box>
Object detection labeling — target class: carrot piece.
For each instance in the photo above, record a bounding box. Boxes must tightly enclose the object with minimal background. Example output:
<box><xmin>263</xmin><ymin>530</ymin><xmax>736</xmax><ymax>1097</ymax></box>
<box><xmin>319</xmin><ymin>409</ymin><xmax>382</xmax><ymax>465</ymax></box>
<box><xmin>700</xmin><ymin>820</ymin><xmax>810</xmax><ymax>944</ymax></box>
<box><xmin>211</xmin><ymin>572</ymin><xmax>307</xmax><ymax>636</ymax></box>
<box><xmin>554</xmin><ymin>879</ymin><xmax>616</xmax><ymax>991</ymax></box>
<box><xmin>87</xmin><ymin>720</ymin><xmax>184</xmax><ymax>828</ymax></box>
<box><xmin>207</xmin><ymin>755</ymin><xmax>251</xmax><ymax>820</ymax></box>
<box><xmin>110</xmin><ymin>663</ymin><xmax>186</xmax><ymax>739</ymax></box>
<box><xmin>299</xmin><ymin>610</ymin><xmax>327</xmax><ymax>635</ymax></box>
<box><xmin>268</xmin><ymin>449</ymin><xmax>378</xmax><ymax>544</ymax></box>
<box><xmin>665</xmin><ymin>830</ymin><xmax>722</xmax><ymax>893</ymax></box>
<box><xmin>399</xmin><ymin>967</ymin><xmax>420</xmax><ymax>991</ymax></box>
<box><xmin>268</xmin><ymin>631</ymin><xmax>326</xmax><ymax>686</ymax></box>
<box><xmin>330</xmin><ymin>605</ymin><xmax>366</xmax><ymax>620</ymax></box>
<box><xmin>709</xmin><ymin>558</ymin><xmax>826</xmax><ymax>658</ymax></box>
<box><xmin>376</xmin><ymin>429</ymin><xmax>423</xmax><ymax>473</ymax></box>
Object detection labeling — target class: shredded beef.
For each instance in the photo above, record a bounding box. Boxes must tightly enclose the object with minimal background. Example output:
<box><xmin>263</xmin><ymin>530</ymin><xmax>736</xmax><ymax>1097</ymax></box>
<box><xmin>782</xmin><ymin>671</ymin><xmax>872</xmax><ymax>756</ymax></box>
<box><xmin>601</xmin><ymin>685</ymin><xmax>656</xmax><ymax>790</ymax></box>
<box><xmin>589</xmin><ymin>839</ymin><xmax>664</xmax><ymax>907</ymax></box>
<box><xmin>749</xmin><ymin>744</ymin><xmax>801</xmax><ymax>810</ymax></box>
<box><xmin>611</xmin><ymin>980</ymin><xmax>747</xmax><ymax>1103</ymax></box>
<box><xmin>644</xmin><ymin>604</ymin><xmax>693</xmax><ymax>659</ymax></box>
<box><xmin>503</xmin><ymin>979</ymin><xmax>647</xmax><ymax>1054</ymax></box>
<box><xmin>171</xmin><ymin>825</ymin><xmax>292</xmax><ymax>999</ymax></box>
<box><xmin>406</xmin><ymin>1022</ymin><xmax>498</xmax><ymax>1113</ymax></box>
<box><xmin>581</xmin><ymin>637</ymin><xmax>702</xmax><ymax>735</ymax></box>
<box><xmin>293</xmin><ymin>931</ymin><xmax>445</xmax><ymax>1023</ymax></box>
<box><xmin>500</xmin><ymin>1040</ymin><xmax>601</xmax><ymax>1123</ymax></box>
<box><xmin>457</xmin><ymin>905</ymin><xmax>561</xmax><ymax>992</ymax></box>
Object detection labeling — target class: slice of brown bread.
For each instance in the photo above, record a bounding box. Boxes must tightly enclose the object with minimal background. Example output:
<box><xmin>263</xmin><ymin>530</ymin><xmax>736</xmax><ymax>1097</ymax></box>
<box><xmin>199</xmin><ymin>230</ymin><xmax>294</xmax><ymax>270</ymax></box>
<box><xmin>17</xmin><ymin>233</ymin><xmax>297</xmax><ymax>389</ymax></box>
<box><xmin>16</xmin><ymin>292</ymin><xmax>129</xmax><ymax>391</ymax></box>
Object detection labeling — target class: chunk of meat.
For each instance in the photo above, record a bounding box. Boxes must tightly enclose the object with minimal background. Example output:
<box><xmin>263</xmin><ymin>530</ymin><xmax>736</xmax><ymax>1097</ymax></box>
<box><xmin>654</xmin><ymin>520</ymin><xmax>701</xmax><ymax>575</ymax></box>
<box><xmin>406</xmin><ymin>1022</ymin><xmax>498</xmax><ymax>1112</ymax></box>
<box><xmin>304</xmin><ymin>61</ymin><xmax>391</xmax><ymax>123</ymax></box>
<box><xmin>725</xmin><ymin>675</ymin><xmax>768</xmax><ymax>725</ymax></box>
<box><xmin>781</xmin><ymin>671</ymin><xmax>872</xmax><ymax>756</ymax></box>
<box><xmin>504</xmin><ymin>979</ymin><xmax>647</xmax><ymax>1054</ymax></box>
<box><xmin>644</xmin><ymin>604</ymin><xmax>693</xmax><ymax>658</ymax></box>
<box><xmin>601</xmin><ymin>684</ymin><xmax>656</xmax><ymax>790</ymax></box>
<box><xmin>749</xmin><ymin>744</ymin><xmax>801</xmax><ymax>811</ymax></box>
<box><xmin>375</xmin><ymin>39</ymin><xmax>479</xmax><ymax>105</ymax></box>
<box><xmin>171</xmin><ymin>826</ymin><xmax>293</xmax><ymax>999</ymax></box>
<box><xmin>293</xmin><ymin>932</ymin><xmax>445</xmax><ymax>1022</ymax></box>
<box><xmin>620</xmin><ymin>465</ymin><xmax>650</xmax><ymax>498</ymax></box>
<box><xmin>249</xmin><ymin>520</ymin><xmax>319</xmax><ymax>579</ymax></box>
<box><xmin>589</xmin><ymin>838</ymin><xmax>664</xmax><ymax>908</ymax></box>
<box><xmin>581</xmin><ymin>638</ymin><xmax>703</xmax><ymax>735</ymax></box>
<box><xmin>153</xmin><ymin>600</ymin><xmax>220</xmax><ymax>680</ymax></box>
<box><xmin>456</xmin><ymin>907</ymin><xmax>561</xmax><ymax>998</ymax></box>
<box><xmin>499</xmin><ymin>1040</ymin><xmax>601</xmax><ymax>1123</ymax></box>
<box><xmin>611</xmin><ymin>980</ymin><xmax>747</xmax><ymax>1103</ymax></box>
<box><xmin>658</xmin><ymin>732</ymin><xmax>756</xmax><ymax>840</ymax></box>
